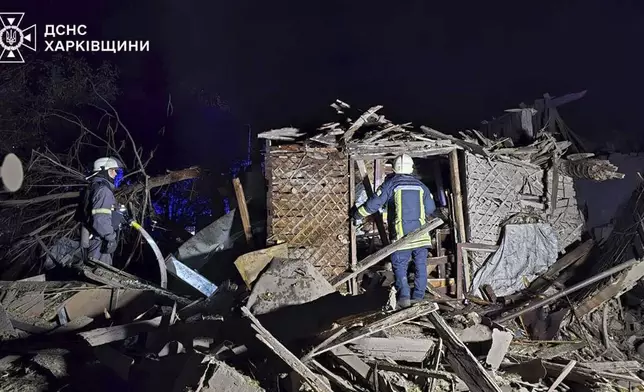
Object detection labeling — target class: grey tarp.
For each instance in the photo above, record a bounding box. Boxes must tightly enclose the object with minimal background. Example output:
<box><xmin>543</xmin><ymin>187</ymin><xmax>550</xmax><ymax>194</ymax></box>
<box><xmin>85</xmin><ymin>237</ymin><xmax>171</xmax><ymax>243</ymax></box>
<box><xmin>471</xmin><ymin>223</ymin><xmax>558</xmax><ymax>297</ymax></box>
<box><xmin>174</xmin><ymin>209</ymin><xmax>236</xmax><ymax>270</ymax></box>
<box><xmin>246</xmin><ymin>258</ymin><xmax>336</xmax><ymax>315</ymax></box>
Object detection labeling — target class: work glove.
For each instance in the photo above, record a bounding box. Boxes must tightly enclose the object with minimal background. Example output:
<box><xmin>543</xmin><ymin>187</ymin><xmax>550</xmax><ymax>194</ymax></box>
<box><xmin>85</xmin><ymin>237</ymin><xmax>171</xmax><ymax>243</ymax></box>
<box><xmin>103</xmin><ymin>239</ymin><xmax>118</xmax><ymax>254</ymax></box>
<box><xmin>350</xmin><ymin>207</ymin><xmax>362</xmax><ymax>226</ymax></box>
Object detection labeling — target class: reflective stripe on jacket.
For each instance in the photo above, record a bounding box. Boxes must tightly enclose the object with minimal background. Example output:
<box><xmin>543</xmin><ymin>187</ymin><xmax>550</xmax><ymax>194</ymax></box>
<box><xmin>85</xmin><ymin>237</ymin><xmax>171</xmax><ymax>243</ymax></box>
<box><xmin>357</xmin><ymin>173</ymin><xmax>436</xmax><ymax>250</ymax></box>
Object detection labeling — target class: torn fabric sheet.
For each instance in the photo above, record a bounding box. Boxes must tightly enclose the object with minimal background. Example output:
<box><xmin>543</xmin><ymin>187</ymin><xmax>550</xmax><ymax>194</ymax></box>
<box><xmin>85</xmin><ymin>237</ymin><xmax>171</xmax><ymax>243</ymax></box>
<box><xmin>471</xmin><ymin>223</ymin><xmax>558</xmax><ymax>297</ymax></box>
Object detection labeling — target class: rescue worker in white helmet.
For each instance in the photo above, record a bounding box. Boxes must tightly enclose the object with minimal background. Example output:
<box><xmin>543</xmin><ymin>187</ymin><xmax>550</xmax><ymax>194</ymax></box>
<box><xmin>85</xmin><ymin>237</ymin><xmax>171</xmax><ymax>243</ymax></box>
<box><xmin>352</xmin><ymin>154</ymin><xmax>436</xmax><ymax>309</ymax></box>
<box><xmin>77</xmin><ymin>157</ymin><xmax>124</xmax><ymax>265</ymax></box>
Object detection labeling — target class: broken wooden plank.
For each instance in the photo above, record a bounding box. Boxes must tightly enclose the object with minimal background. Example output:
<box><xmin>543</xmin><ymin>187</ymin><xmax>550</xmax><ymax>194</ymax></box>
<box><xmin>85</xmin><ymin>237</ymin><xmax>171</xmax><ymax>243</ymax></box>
<box><xmin>371</xmin><ymin>361</ymin><xmax>454</xmax><ymax>382</ymax></box>
<box><xmin>233</xmin><ymin>177</ymin><xmax>253</xmax><ymax>245</ymax></box>
<box><xmin>330</xmin><ymin>346</ymin><xmax>377</xmax><ymax>385</ymax></box>
<box><xmin>301</xmin><ymin>327</ymin><xmax>347</xmax><ymax>363</ymax></box>
<box><xmin>508</xmin><ymin>357</ymin><xmax>643</xmax><ymax>385</ymax></box>
<box><xmin>576</xmin><ymin>259</ymin><xmax>644</xmax><ymax>315</ymax></box>
<box><xmin>527</xmin><ymin>239</ymin><xmax>594</xmax><ymax>294</ymax></box>
<box><xmin>427</xmin><ymin>312</ymin><xmax>503</xmax><ymax>392</ymax></box>
<box><xmin>549</xmin><ymin>155</ymin><xmax>560</xmax><ymax>217</ymax></box>
<box><xmin>240</xmin><ymin>306</ymin><xmax>332</xmax><ymax>392</ymax></box>
<box><xmin>420</xmin><ymin>126</ymin><xmax>487</xmax><ymax>155</ymax></box>
<box><xmin>578</xmin><ymin>361</ymin><xmax>642</xmax><ymax>374</ymax></box>
<box><xmin>331</xmin><ymin>218</ymin><xmax>444</xmax><ymax>287</ymax></box>
<box><xmin>343</xmin><ymin>106</ymin><xmax>383</xmax><ymax>142</ymax></box>
<box><xmin>546</xmin><ymin>360</ymin><xmax>576</xmax><ymax>392</ymax></box>
<box><xmin>78</xmin><ymin>316</ymin><xmax>163</xmax><ymax>346</ymax></box>
<box><xmin>311</xmin><ymin>301</ymin><xmax>439</xmax><ymax>357</ymax></box>
<box><xmin>258</xmin><ymin>127</ymin><xmax>304</xmax><ymax>141</ymax></box>
<box><xmin>309</xmin><ymin>360</ymin><xmax>359</xmax><ymax>392</ymax></box>
<box><xmin>427</xmin><ymin>338</ymin><xmax>444</xmax><ymax>392</ymax></box>
<box><xmin>355</xmin><ymin>159</ymin><xmax>389</xmax><ymax>246</ymax></box>
<box><xmin>349</xmin><ymin>337</ymin><xmax>433</xmax><ymax>363</ymax></box>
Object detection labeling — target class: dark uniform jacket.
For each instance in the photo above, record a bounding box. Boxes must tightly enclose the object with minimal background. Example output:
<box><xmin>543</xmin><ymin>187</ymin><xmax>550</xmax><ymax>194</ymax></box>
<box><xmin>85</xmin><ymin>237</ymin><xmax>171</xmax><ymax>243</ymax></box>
<box><xmin>356</xmin><ymin>173</ymin><xmax>436</xmax><ymax>249</ymax></box>
<box><xmin>87</xmin><ymin>176</ymin><xmax>117</xmax><ymax>242</ymax></box>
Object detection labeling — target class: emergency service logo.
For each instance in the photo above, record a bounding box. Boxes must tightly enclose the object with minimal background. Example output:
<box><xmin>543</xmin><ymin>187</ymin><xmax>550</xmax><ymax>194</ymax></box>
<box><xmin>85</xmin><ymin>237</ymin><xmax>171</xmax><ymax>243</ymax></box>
<box><xmin>0</xmin><ymin>13</ymin><xmax>36</xmax><ymax>64</ymax></box>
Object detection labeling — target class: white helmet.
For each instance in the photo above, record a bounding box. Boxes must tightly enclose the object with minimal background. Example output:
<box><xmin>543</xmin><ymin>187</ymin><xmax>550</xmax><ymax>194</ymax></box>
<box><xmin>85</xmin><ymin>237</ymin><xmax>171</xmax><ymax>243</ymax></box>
<box><xmin>393</xmin><ymin>154</ymin><xmax>414</xmax><ymax>174</ymax></box>
<box><xmin>92</xmin><ymin>157</ymin><xmax>123</xmax><ymax>172</ymax></box>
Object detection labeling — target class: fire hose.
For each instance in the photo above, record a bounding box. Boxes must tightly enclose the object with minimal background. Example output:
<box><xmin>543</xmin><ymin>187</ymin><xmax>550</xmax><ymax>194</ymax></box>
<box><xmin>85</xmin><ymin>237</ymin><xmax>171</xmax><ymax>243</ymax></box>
<box><xmin>113</xmin><ymin>204</ymin><xmax>167</xmax><ymax>289</ymax></box>
<box><xmin>129</xmin><ymin>220</ymin><xmax>168</xmax><ymax>289</ymax></box>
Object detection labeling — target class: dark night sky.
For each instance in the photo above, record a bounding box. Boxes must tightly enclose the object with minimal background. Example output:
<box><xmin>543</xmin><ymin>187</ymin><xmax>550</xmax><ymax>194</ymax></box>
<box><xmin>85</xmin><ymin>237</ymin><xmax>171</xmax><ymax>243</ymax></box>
<box><xmin>5</xmin><ymin>0</ymin><xmax>644</xmax><ymax>170</ymax></box>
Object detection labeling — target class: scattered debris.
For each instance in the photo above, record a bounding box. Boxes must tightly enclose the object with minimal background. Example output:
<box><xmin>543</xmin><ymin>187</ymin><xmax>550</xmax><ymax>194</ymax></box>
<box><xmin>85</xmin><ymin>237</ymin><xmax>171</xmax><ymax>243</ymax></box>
<box><xmin>1</xmin><ymin>97</ymin><xmax>642</xmax><ymax>392</ymax></box>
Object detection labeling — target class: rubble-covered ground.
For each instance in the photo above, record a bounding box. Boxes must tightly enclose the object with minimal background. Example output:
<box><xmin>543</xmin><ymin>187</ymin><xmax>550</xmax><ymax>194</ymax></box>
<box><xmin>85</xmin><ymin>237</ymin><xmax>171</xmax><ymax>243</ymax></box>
<box><xmin>1</xmin><ymin>101</ymin><xmax>643</xmax><ymax>392</ymax></box>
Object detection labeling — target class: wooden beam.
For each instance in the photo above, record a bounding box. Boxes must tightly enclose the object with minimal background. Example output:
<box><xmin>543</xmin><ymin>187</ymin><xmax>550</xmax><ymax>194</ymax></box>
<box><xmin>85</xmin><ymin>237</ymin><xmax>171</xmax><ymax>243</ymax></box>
<box><xmin>240</xmin><ymin>307</ymin><xmax>332</xmax><ymax>392</ymax></box>
<box><xmin>427</xmin><ymin>312</ymin><xmax>503</xmax><ymax>392</ymax></box>
<box><xmin>232</xmin><ymin>177</ymin><xmax>253</xmax><ymax>245</ymax></box>
<box><xmin>310</xmin><ymin>301</ymin><xmax>438</xmax><ymax>357</ymax></box>
<box><xmin>527</xmin><ymin>239</ymin><xmax>594</xmax><ymax>294</ymax></box>
<box><xmin>349</xmin><ymin>159</ymin><xmax>358</xmax><ymax>295</ymax></box>
<box><xmin>343</xmin><ymin>106</ymin><xmax>383</xmax><ymax>142</ymax></box>
<box><xmin>331</xmin><ymin>218</ymin><xmax>444</xmax><ymax>287</ymax></box>
<box><xmin>355</xmin><ymin>160</ymin><xmax>389</xmax><ymax>246</ymax></box>
<box><xmin>301</xmin><ymin>327</ymin><xmax>347</xmax><ymax>363</ymax></box>
<box><xmin>309</xmin><ymin>360</ymin><xmax>359</xmax><ymax>392</ymax></box>
<box><xmin>0</xmin><ymin>281</ymin><xmax>95</xmax><ymax>290</ymax></box>
<box><xmin>78</xmin><ymin>316</ymin><xmax>163</xmax><ymax>346</ymax></box>
<box><xmin>349</xmin><ymin>337</ymin><xmax>434</xmax><ymax>363</ymax></box>
<box><xmin>371</xmin><ymin>361</ymin><xmax>454</xmax><ymax>381</ymax></box>
<box><xmin>448</xmin><ymin>150</ymin><xmax>468</xmax><ymax>291</ymax></box>
<box><xmin>546</xmin><ymin>360</ymin><xmax>576</xmax><ymax>392</ymax></box>
<box><xmin>549</xmin><ymin>155</ymin><xmax>560</xmax><ymax>217</ymax></box>
<box><xmin>330</xmin><ymin>346</ymin><xmax>377</xmax><ymax>385</ymax></box>
<box><xmin>420</xmin><ymin>126</ymin><xmax>488</xmax><ymax>156</ymax></box>
<box><xmin>576</xmin><ymin>259</ymin><xmax>644</xmax><ymax>315</ymax></box>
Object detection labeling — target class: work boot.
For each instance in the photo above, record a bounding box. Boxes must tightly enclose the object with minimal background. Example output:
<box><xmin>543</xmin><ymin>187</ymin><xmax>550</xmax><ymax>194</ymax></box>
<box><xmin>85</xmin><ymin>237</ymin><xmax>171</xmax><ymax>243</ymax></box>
<box><xmin>397</xmin><ymin>298</ymin><xmax>411</xmax><ymax>309</ymax></box>
<box><xmin>410</xmin><ymin>298</ymin><xmax>424</xmax><ymax>306</ymax></box>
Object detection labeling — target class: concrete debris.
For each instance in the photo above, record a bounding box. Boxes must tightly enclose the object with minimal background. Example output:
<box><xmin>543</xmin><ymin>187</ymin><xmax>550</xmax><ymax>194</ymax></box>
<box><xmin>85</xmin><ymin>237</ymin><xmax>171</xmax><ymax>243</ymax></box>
<box><xmin>1</xmin><ymin>97</ymin><xmax>643</xmax><ymax>392</ymax></box>
<box><xmin>246</xmin><ymin>257</ymin><xmax>335</xmax><ymax>316</ymax></box>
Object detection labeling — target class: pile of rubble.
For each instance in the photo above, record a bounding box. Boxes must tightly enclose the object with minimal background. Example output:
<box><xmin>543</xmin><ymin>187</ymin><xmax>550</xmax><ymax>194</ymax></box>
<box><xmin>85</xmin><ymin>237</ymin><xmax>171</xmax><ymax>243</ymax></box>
<box><xmin>1</xmin><ymin>239</ymin><xmax>642</xmax><ymax>392</ymax></box>
<box><xmin>1</xmin><ymin>100</ymin><xmax>643</xmax><ymax>392</ymax></box>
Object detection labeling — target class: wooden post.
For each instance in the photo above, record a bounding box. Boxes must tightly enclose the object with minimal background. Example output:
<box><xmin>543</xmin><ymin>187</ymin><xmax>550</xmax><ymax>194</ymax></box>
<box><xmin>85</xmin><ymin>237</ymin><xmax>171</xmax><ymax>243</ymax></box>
<box><xmin>232</xmin><ymin>177</ymin><xmax>253</xmax><ymax>245</ymax></box>
<box><xmin>374</xmin><ymin>159</ymin><xmax>383</xmax><ymax>190</ymax></box>
<box><xmin>549</xmin><ymin>154</ymin><xmax>559</xmax><ymax>217</ymax></box>
<box><xmin>349</xmin><ymin>159</ymin><xmax>358</xmax><ymax>295</ymax></box>
<box><xmin>448</xmin><ymin>150</ymin><xmax>469</xmax><ymax>291</ymax></box>
<box><xmin>241</xmin><ymin>307</ymin><xmax>332</xmax><ymax>392</ymax></box>
<box><xmin>427</xmin><ymin>312</ymin><xmax>503</xmax><ymax>392</ymax></box>
<box><xmin>311</xmin><ymin>301</ymin><xmax>439</xmax><ymax>357</ymax></box>
<box><xmin>355</xmin><ymin>160</ymin><xmax>389</xmax><ymax>246</ymax></box>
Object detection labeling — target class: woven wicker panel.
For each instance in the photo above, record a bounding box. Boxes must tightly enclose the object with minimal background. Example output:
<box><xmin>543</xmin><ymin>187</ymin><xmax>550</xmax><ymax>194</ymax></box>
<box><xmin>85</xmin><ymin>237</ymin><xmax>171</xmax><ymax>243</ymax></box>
<box><xmin>465</xmin><ymin>154</ymin><xmax>544</xmax><ymax>246</ymax></box>
<box><xmin>267</xmin><ymin>146</ymin><xmax>349</xmax><ymax>279</ymax></box>
<box><xmin>545</xmin><ymin>168</ymin><xmax>585</xmax><ymax>251</ymax></box>
<box><xmin>465</xmin><ymin>153</ymin><xmax>584</xmax><ymax>270</ymax></box>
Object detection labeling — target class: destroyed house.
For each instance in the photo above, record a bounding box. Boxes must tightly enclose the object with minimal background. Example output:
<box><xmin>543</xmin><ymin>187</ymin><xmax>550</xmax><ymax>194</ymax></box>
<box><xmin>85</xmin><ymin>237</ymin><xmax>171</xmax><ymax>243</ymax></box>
<box><xmin>260</xmin><ymin>100</ymin><xmax>624</xmax><ymax>296</ymax></box>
